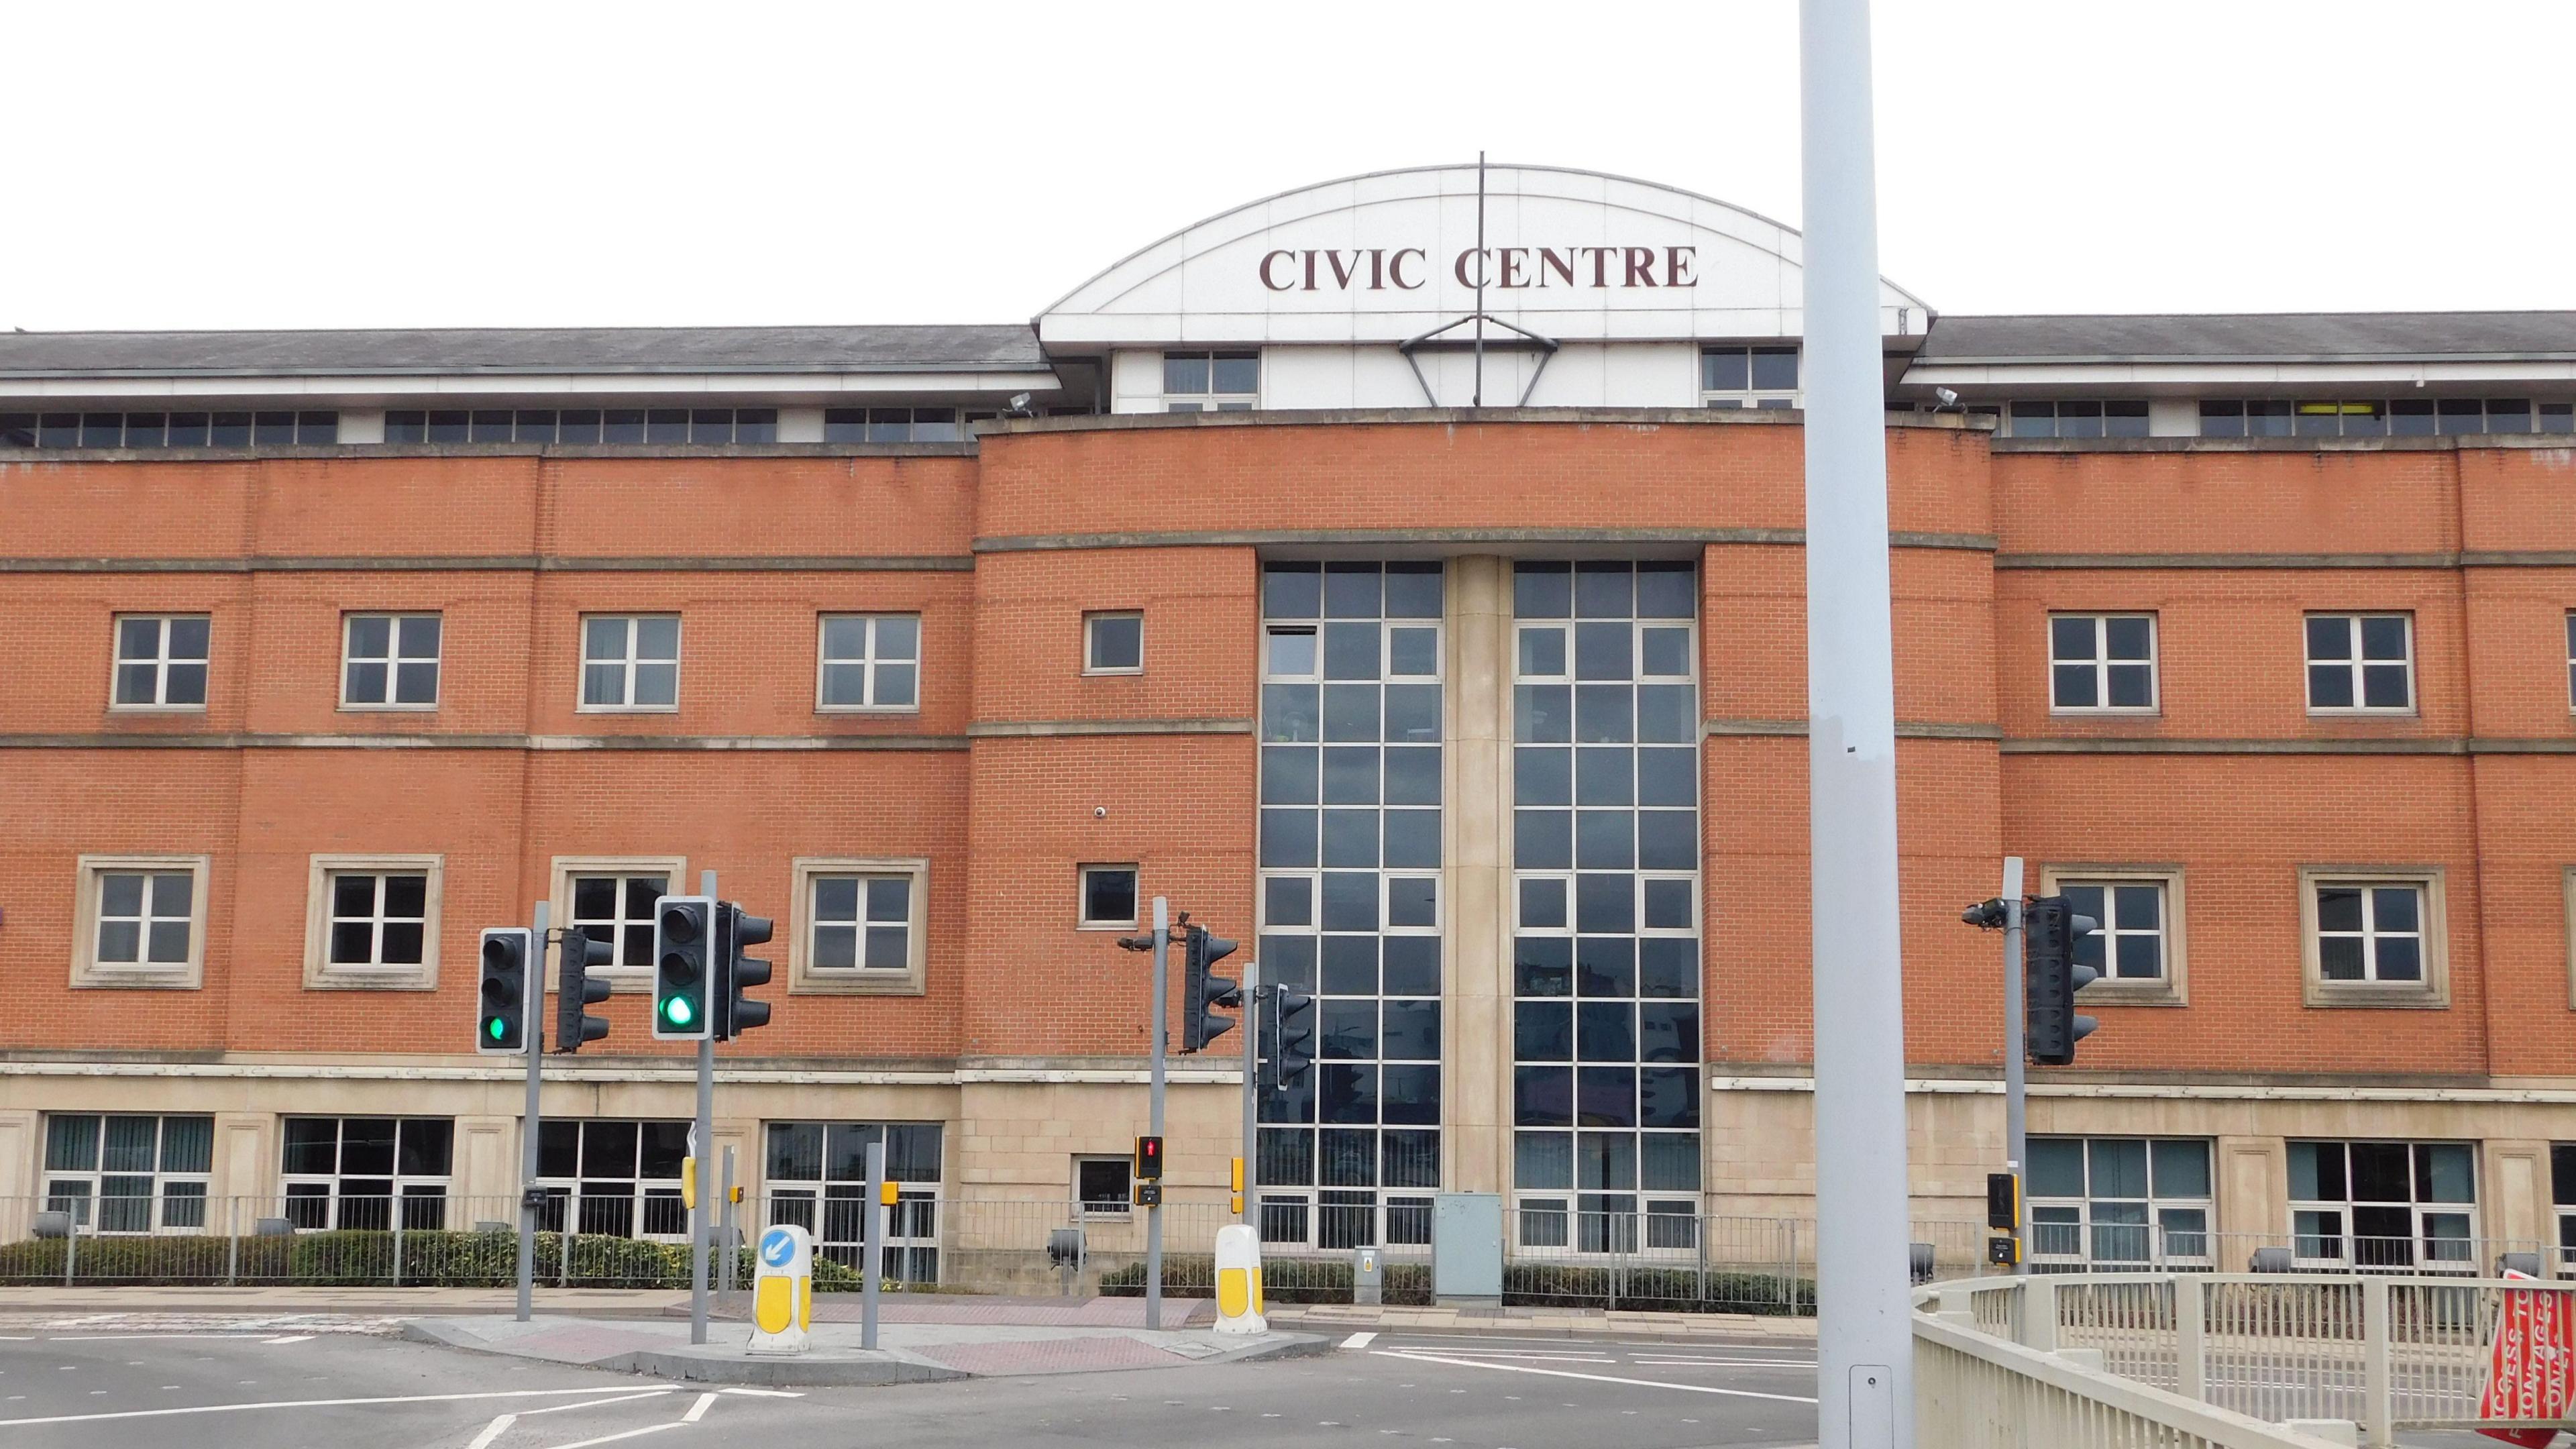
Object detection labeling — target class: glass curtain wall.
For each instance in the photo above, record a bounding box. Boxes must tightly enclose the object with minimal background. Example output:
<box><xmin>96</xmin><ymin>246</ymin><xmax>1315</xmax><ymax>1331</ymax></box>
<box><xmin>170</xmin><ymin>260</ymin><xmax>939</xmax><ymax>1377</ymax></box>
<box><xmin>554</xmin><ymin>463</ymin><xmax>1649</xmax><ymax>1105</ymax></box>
<box><xmin>1509</xmin><ymin>560</ymin><xmax>1704</xmax><ymax>1254</ymax></box>
<box><xmin>1255</xmin><ymin>561</ymin><xmax>1445</xmax><ymax>1249</ymax></box>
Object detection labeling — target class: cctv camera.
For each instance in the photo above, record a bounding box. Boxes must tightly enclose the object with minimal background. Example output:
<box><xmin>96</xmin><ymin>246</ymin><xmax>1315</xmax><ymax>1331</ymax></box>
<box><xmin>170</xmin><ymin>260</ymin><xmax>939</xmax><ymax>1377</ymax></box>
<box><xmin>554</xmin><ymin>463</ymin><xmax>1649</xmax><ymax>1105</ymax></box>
<box><xmin>1093</xmin><ymin>806</ymin><xmax>1107</xmax><ymax>818</ymax></box>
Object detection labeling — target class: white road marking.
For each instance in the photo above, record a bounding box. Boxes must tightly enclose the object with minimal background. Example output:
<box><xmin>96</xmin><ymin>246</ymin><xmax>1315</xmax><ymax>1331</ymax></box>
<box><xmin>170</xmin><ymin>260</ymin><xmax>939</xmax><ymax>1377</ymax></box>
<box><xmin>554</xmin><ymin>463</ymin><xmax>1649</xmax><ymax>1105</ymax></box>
<box><xmin>1339</xmin><ymin>1332</ymin><xmax>1378</xmax><ymax>1349</ymax></box>
<box><xmin>520</xmin><ymin>1392</ymin><xmax>676</xmax><ymax>1417</ymax></box>
<box><xmin>1371</xmin><ymin>1350</ymin><xmax>1820</xmax><ymax>1405</ymax></box>
<box><xmin>261</xmin><ymin>1335</ymin><xmax>315</xmax><ymax>1346</ymax></box>
<box><xmin>546</xmin><ymin>1425</ymin><xmax>684</xmax><ymax>1449</ymax></box>
<box><xmin>1391</xmin><ymin>1349</ymin><xmax>1613</xmax><ymax>1364</ymax></box>
<box><xmin>0</xmin><ymin>1385</ymin><xmax>695</xmax><ymax>1428</ymax></box>
<box><xmin>716</xmin><ymin>1387</ymin><xmax>804</xmax><ymax>1398</ymax></box>
<box><xmin>466</xmin><ymin>1413</ymin><xmax>517</xmax><ymax>1449</ymax></box>
<box><xmin>1630</xmin><ymin>1356</ymin><xmax>1820</xmax><ymax>1368</ymax></box>
<box><xmin>682</xmin><ymin>1393</ymin><xmax>717</xmax><ymax>1424</ymax></box>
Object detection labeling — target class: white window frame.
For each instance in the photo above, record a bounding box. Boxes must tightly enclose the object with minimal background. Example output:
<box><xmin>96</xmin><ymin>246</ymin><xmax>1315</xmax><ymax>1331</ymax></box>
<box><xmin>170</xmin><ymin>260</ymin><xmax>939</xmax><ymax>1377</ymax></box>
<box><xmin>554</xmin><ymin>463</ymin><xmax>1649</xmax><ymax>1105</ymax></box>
<box><xmin>2048</xmin><ymin>613</ymin><xmax>2160</xmax><ymax>715</ymax></box>
<box><xmin>2304</xmin><ymin>612</ymin><xmax>2416</xmax><ymax>715</ymax></box>
<box><xmin>1075</xmin><ymin>1154</ymin><xmax>1134</xmax><ymax>1218</ymax></box>
<box><xmin>1077</xmin><ymin>863</ymin><xmax>1140</xmax><ymax>930</ymax></box>
<box><xmin>549</xmin><ymin>855</ymin><xmax>686</xmax><ymax>993</ymax></box>
<box><xmin>2025</xmin><ymin>1136</ymin><xmax>2215</xmax><ymax>1269</ymax></box>
<box><xmin>2038</xmin><ymin>865</ymin><xmax>2186</xmax><ymax>1006</ymax></box>
<box><xmin>40</xmin><ymin>1112</ymin><xmax>215</xmax><ymax>1234</ymax></box>
<box><xmin>578</xmin><ymin>613</ymin><xmax>681</xmax><ymax>712</ymax></box>
<box><xmin>2288</xmin><ymin>1139</ymin><xmax>2480</xmax><ymax>1272</ymax></box>
<box><xmin>1083</xmin><ymin>611</ymin><xmax>1145</xmax><ymax>676</ymax></box>
<box><xmin>815</xmin><ymin>612</ymin><xmax>922</xmax><ymax>713</ymax></box>
<box><xmin>1161</xmin><ymin>350</ymin><xmax>1259</xmax><ymax>412</ymax></box>
<box><xmin>2564</xmin><ymin>610</ymin><xmax>2574</xmax><ymax>714</ymax></box>
<box><xmin>2565</xmin><ymin>865</ymin><xmax>2576</xmax><ymax>1012</ymax></box>
<box><xmin>339</xmin><ymin>612</ymin><xmax>442</xmax><ymax>710</ymax></box>
<box><xmin>531</xmin><ymin>1118</ymin><xmax>691</xmax><ymax>1243</ymax></box>
<box><xmin>303</xmin><ymin>854</ymin><xmax>443</xmax><ymax>990</ymax></box>
<box><xmin>1698</xmin><ymin>345</ymin><xmax>1801</xmax><ymax>410</ymax></box>
<box><xmin>2300</xmin><ymin>866</ymin><xmax>2447</xmax><ymax>1008</ymax></box>
<box><xmin>71</xmin><ymin>854</ymin><xmax>210</xmax><ymax>989</ymax></box>
<box><xmin>109</xmin><ymin>612</ymin><xmax>210</xmax><ymax>712</ymax></box>
<box><xmin>790</xmin><ymin>856</ymin><xmax>929</xmax><ymax>996</ymax></box>
<box><xmin>278</xmin><ymin>1115</ymin><xmax>455</xmax><ymax>1232</ymax></box>
<box><xmin>761</xmin><ymin>1121</ymin><xmax>945</xmax><ymax>1281</ymax></box>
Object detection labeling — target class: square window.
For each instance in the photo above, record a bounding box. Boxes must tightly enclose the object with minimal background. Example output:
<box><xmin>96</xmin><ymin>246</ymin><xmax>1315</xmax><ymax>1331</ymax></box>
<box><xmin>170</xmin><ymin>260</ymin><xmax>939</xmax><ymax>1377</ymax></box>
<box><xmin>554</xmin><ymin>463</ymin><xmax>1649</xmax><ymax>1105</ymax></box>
<box><xmin>1077</xmin><ymin>1156</ymin><xmax>1134</xmax><ymax>1216</ymax></box>
<box><xmin>1163</xmin><ymin>350</ymin><xmax>1258</xmax><ymax>409</ymax></box>
<box><xmin>341</xmin><ymin>613</ymin><xmax>441</xmax><ymax>709</ymax></box>
<box><xmin>2044</xmin><ymin>870</ymin><xmax>2185</xmax><ymax>1004</ymax></box>
<box><xmin>796</xmin><ymin>859</ymin><xmax>928</xmax><ymax>995</ymax></box>
<box><xmin>816</xmin><ymin>613</ymin><xmax>922</xmax><ymax>711</ymax></box>
<box><xmin>2303</xmin><ymin>869</ymin><xmax>2445</xmax><ymax>1006</ymax></box>
<box><xmin>74</xmin><ymin>856</ymin><xmax>209</xmax><ymax>988</ymax></box>
<box><xmin>304</xmin><ymin>857</ymin><xmax>442</xmax><ymax>989</ymax></box>
<box><xmin>110</xmin><ymin>614</ymin><xmax>211</xmax><ymax>710</ymax></box>
<box><xmin>1085</xmin><ymin>612</ymin><xmax>1144</xmax><ymax>674</ymax></box>
<box><xmin>580</xmin><ymin>614</ymin><xmax>682</xmax><ymax>711</ymax></box>
<box><xmin>2049</xmin><ymin>614</ymin><xmax>2157</xmax><ymax>713</ymax></box>
<box><xmin>1079</xmin><ymin>865</ymin><xmax>1139</xmax><ymax>928</ymax></box>
<box><xmin>2305</xmin><ymin>614</ymin><xmax>2413</xmax><ymax>714</ymax></box>
<box><xmin>560</xmin><ymin>865</ymin><xmax>674</xmax><ymax>975</ymax></box>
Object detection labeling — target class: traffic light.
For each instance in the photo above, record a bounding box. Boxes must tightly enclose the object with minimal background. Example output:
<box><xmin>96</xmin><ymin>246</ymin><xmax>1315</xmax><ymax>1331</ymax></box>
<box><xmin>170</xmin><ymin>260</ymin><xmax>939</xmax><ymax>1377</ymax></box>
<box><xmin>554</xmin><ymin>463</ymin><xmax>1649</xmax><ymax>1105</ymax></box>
<box><xmin>477</xmin><ymin>928</ymin><xmax>533</xmax><ymax>1055</ymax></box>
<box><xmin>651</xmin><ymin>895</ymin><xmax>714</xmax><ymax>1040</ymax></box>
<box><xmin>1179</xmin><ymin>923</ymin><xmax>1240</xmax><ymax>1053</ymax></box>
<box><xmin>714</xmin><ymin>903</ymin><xmax>775</xmax><ymax>1040</ymax></box>
<box><xmin>1135</xmin><ymin>1135</ymin><xmax>1164</xmax><ymax>1181</ymax></box>
<box><xmin>2025</xmin><ymin>894</ymin><xmax>2100</xmax><ymax>1066</ymax></box>
<box><xmin>555</xmin><ymin>929</ymin><xmax>613</xmax><ymax>1054</ymax></box>
<box><xmin>1270</xmin><ymin>987</ymin><xmax>1316</xmax><ymax>1086</ymax></box>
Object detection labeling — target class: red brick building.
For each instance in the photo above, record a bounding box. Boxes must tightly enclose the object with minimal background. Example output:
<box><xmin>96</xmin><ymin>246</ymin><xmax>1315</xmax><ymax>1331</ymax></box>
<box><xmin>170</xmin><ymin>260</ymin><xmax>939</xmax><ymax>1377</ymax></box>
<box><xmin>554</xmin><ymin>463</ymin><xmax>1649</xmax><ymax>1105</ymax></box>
<box><xmin>2</xmin><ymin>164</ymin><xmax>2571</xmax><ymax>1277</ymax></box>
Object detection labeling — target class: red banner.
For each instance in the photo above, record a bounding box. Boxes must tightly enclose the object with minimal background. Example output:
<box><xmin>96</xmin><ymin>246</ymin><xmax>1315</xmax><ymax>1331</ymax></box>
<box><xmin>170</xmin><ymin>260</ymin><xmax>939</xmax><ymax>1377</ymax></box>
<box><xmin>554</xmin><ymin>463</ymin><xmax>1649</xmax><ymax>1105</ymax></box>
<box><xmin>2479</xmin><ymin>1271</ymin><xmax>2575</xmax><ymax>1448</ymax></box>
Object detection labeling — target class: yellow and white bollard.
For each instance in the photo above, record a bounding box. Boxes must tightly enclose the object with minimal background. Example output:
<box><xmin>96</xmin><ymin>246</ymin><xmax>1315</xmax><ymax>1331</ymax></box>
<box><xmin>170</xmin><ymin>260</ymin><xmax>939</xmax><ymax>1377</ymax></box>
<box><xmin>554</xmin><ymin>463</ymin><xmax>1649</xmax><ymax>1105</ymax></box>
<box><xmin>1213</xmin><ymin>1222</ymin><xmax>1266</xmax><ymax>1334</ymax></box>
<box><xmin>748</xmin><ymin>1223</ymin><xmax>813</xmax><ymax>1355</ymax></box>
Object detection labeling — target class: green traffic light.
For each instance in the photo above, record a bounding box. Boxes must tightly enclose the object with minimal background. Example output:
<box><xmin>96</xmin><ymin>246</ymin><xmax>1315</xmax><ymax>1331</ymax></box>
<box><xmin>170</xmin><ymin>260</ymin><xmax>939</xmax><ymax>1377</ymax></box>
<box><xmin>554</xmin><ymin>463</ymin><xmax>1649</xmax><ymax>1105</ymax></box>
<box><xmin>661</xmin><ymin>995</ymin><xmax>694</xmax><ymax>1027</ymax></box>
<box><xmin>484</xmin><ymin>1016</ymin><xmax>506</xmax><ymax>1042</ymax></box>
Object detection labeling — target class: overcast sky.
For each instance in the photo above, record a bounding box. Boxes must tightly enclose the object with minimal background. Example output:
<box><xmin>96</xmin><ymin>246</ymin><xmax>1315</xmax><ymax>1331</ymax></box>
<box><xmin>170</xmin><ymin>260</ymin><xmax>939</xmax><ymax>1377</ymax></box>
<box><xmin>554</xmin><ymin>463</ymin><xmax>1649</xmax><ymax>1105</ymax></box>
<box><xmin>7</xmin><ymin>1</ymin><xmax>2568</xmax><ymax>332</ymax></box>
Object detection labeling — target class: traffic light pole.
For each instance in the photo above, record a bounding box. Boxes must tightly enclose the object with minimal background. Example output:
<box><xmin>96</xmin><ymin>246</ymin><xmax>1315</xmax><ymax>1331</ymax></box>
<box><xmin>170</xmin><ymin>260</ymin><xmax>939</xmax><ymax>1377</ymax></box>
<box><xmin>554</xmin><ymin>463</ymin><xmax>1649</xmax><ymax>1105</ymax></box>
<box><xmin>691</xmin><ymin>868</ymin><xmax>716</xmax><ymax>1346</ymax></box>
<box><xmin>1146</xmin><ymin>894</ymin><xmax>1169</xmax><ymax>1333</ymax></box>
<box><xmin>2000</xmin><ymin>857</ymin><xmax>2027</xmax><ymax>1275</ymax></box>
<box><xmin>517</xmin><ymin>901</ymin><xmax>549</xmax><ymax>1324</ymax></box>
<box><xmin>1239</xmin><ymin>960</ymin><xmax>1258</xmax><ymax>1227</ymax></box>
<box><xmin>1802</xmin><ymin>2</ymin><xmax>1911</xmax><ymax>1444</ymax></box>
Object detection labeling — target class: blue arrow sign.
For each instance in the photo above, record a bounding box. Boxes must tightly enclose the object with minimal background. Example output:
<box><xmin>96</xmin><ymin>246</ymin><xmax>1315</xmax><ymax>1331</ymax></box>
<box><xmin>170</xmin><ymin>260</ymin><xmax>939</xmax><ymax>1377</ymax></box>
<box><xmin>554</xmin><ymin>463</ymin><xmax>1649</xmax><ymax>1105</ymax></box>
<box><xmin>760</xmin><ymin>1227</ymin><xmax>796</xmax><ymax>1267</ymax></box>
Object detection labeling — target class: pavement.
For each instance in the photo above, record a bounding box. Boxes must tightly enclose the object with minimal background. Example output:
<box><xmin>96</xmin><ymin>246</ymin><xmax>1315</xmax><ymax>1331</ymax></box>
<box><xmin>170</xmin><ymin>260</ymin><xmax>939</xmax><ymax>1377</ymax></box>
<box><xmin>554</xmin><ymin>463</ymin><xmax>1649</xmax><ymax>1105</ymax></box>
<box><xmin>405</xmin><ymin>1309</ymin><xmax>1327</xmax><ymax>1387</ymax></box>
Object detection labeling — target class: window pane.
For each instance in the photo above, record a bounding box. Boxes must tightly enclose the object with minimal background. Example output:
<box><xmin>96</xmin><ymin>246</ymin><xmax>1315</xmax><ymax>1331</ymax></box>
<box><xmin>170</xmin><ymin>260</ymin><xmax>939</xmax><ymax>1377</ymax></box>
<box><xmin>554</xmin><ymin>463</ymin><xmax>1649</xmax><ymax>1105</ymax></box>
<box><xmin>2151</xmin><ymin>1139</ymin><xmax>2210</xmax><ymax>1198</ymax></box>
<box><xmin>1163</xmin><ymin>354</ymin><xmax>1209</xmax><ymax>394</ymax></box>
<box><xmin>2307</xmin><ymin>616</ymin><xmax>2351</xmax><ymax>661</ymax></box>
<box><xmin>2030</xmin><ymin>1138</ymin><xmax>2085</xmax><ymax>1197</ymax></box>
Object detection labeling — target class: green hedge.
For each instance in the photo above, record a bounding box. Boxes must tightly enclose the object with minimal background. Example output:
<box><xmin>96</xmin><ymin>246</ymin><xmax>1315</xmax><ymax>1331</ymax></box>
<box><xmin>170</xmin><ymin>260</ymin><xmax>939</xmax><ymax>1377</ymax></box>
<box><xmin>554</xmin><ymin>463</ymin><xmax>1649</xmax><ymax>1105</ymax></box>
<box><xmin>1097</xmin><ymin>1254</ymin><xmax>1812</xmax><ymax>1316</ymax></box>
<box><xmin>0</xmin><ymin>1230</ymin><xmax>874</xmax><ymax>1291</ymax></box>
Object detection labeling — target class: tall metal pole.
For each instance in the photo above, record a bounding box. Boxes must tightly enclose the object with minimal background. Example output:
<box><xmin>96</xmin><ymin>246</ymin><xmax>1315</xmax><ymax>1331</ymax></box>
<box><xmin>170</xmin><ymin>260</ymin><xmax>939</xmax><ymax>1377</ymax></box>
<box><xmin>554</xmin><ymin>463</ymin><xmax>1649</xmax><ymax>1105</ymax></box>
<box><xmin>1801</xmin><ymin>2</ymin><xmax>1912</xmax><ymax>1445</ymax></box>
<box><xmin>1146</xmin><ymin>895</ymin><xmax>1169</xmax><ymax>1332</ymax></box>
<box><xmin>2000</xmin><ymin>857</ymin><xmax>2028</xmax><ymax>1274</ymax></box>
<box><xmin>862</xmin><ymin>1139</ymin><xmax>884</xmax><ymax>1349</ymax></box>
<box><xmin>691</xmin><ymin>868</ymin><xmax>716</xmax><ymax>1346</ymax></box>
<box><xmin>517</xmin><ymin>900</ymin><xmax>548</xmax><ymax>1324</ymax></box>
<box><xmin>1239</xmin><ymin>961</ymin><xmax>1260</xmax><ymax>1227</ymax></box>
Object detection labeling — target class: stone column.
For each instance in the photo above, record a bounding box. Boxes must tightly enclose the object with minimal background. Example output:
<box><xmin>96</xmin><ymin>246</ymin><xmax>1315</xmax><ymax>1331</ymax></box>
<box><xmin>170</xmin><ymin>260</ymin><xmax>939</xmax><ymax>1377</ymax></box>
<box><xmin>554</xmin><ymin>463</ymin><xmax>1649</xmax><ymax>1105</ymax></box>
<box><xmin>1444</xmin><ymin>556</ymin><xmax>1511</xmax><ymax>1195</ymax></box>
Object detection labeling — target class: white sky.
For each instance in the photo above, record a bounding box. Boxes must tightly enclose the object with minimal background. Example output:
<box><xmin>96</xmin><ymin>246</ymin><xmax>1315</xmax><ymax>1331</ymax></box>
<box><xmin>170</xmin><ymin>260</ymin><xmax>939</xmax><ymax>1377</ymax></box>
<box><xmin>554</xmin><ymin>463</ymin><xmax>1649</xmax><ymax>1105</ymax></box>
<box><xmin>6</xmin><ymin>0</ymin><xmax>2569</xmax><ymax>332</ymax></box>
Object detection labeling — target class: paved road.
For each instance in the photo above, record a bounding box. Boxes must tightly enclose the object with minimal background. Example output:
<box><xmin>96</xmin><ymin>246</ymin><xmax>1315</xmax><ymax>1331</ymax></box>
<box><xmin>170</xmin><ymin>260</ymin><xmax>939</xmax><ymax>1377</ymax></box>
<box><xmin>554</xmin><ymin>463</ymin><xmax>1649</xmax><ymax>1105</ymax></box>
<box><xmin>0</xmin><ymin>1315</ymin><xmax>1823</xmax><ymax>1448</ymax></box>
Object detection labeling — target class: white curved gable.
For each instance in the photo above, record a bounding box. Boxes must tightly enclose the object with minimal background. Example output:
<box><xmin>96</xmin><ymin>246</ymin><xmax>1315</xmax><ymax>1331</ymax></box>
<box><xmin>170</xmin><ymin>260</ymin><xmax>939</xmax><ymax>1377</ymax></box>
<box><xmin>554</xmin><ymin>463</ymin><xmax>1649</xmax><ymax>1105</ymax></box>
<box><xmin>1038</xmin><ymin>164</ymin><xmax>1931</xmax><ymax>347</ymax></box>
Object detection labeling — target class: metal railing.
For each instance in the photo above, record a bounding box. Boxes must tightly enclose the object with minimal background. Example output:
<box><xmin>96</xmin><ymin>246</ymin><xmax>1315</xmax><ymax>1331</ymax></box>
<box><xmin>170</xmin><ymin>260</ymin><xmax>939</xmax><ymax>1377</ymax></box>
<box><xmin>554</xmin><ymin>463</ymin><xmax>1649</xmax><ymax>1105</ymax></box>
<box><xmin>1921</xmin><ymin>1269</ymin><xmax>2576</xmax><ymax>1447</ymax></box>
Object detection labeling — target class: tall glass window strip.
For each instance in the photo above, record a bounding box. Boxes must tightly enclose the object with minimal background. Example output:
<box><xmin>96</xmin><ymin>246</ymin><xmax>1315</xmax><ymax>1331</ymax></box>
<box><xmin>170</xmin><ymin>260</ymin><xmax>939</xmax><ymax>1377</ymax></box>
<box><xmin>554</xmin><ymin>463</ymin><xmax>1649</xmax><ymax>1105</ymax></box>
<box><xmin>2200</xmin><ymin>398</ymin><xmax>2574</xmax><ymax>438</ymax></box>
<box><xmin>763</xmin><ymin>1122</ymin><xmax>944</xmax><ymax>1281</ymax></box>
<box><xmin>1509</xmin><ymin>560</ymin><xmax>1703</xmax><ymax>1256</ymax></box>
<box><xmin>1256</xmin><ymin>561</ymin><xmax>1444</xmax><ymax>1250</ymax></box>
<box><xmin>1</xmin><ymin>411</ymin><xmax>335</xmax><ymax>448</ymax></box>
